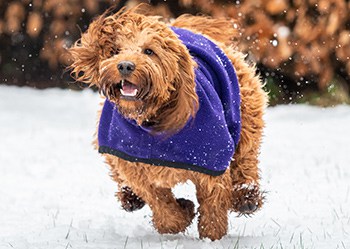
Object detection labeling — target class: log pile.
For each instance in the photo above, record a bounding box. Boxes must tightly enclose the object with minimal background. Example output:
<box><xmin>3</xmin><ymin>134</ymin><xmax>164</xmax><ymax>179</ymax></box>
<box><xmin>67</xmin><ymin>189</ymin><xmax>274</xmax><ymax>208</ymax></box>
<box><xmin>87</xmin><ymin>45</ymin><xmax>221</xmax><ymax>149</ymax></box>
<box><xmin>0</xmin><ymin>0</ymin><xmax>116</xmax><ymax>87</ymax></box>
<box><xmin>0</xmin><ymin>0</ymin><xmax>349</xmax><ymax>98</ymax></box>
<box><xmin>144</xmin><ymin>0</ymin><xmax>350</xmax><ymax>93</ymax></box>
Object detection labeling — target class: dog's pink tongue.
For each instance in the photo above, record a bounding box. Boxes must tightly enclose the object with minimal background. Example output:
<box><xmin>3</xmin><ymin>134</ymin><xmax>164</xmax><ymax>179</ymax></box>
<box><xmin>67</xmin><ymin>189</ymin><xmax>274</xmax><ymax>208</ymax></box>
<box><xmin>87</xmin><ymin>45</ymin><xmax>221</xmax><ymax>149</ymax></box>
<box><xmin>123</xmin><ymin>82</ymin><xmax>137</xmax><ymax>92</ymax></box>
<box><xmin>121</xmin><ymin>81</ymin><xmax>138</xmax><ymax>97</ymax></box>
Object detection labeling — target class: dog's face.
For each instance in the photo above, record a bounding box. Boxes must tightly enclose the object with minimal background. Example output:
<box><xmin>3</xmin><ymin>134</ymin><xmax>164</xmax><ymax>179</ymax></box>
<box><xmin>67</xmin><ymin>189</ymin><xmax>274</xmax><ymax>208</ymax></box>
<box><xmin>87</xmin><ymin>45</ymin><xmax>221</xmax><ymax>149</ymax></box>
<box><xmin>69</xmin><ymin>7</ymin><xmax>198</xmax><ymax>133</ymax></box>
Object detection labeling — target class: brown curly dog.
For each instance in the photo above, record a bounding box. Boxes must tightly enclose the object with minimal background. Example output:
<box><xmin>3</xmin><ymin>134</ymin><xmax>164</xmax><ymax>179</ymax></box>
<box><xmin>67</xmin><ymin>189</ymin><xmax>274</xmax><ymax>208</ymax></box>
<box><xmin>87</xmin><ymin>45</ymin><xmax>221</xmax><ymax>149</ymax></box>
<box><xmin>69</xmin><ymin>5</ymin><xmax>267</xmax><ymax>241</ymax></box>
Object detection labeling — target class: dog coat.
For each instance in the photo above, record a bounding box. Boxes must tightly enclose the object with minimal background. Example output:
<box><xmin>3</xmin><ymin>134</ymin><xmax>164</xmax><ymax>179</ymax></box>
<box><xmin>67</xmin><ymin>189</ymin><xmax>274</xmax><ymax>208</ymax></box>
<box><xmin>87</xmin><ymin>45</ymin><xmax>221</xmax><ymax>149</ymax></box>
<box><xmin>98</xmin><ymin>27</ymin><xmax>241</xmax><ymax>176</ymax></box>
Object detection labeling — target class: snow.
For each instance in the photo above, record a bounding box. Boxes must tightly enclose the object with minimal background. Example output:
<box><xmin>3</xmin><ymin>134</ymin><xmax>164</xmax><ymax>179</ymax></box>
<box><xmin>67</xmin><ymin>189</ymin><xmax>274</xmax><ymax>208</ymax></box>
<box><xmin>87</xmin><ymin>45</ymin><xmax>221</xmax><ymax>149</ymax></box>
<box><xmin>0</xmin><ymin>85</ymin><xmax>350</xmax><ymax>249</ymax></box>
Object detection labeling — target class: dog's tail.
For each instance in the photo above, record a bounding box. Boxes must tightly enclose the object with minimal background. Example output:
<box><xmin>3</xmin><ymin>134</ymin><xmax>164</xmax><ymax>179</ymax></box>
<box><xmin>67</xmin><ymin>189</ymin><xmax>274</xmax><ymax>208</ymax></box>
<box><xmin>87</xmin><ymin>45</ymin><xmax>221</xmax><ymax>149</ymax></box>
<box><xmin>171</xmin><ymin>15</ymin><xmax>239</xmax><ymax>46</ymax></box>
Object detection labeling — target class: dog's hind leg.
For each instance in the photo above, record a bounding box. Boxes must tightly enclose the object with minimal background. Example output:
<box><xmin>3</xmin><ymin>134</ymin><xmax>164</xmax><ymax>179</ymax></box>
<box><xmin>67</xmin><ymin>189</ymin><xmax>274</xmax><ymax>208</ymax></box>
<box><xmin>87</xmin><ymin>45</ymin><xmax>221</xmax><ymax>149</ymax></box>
<box><xmin>194</xmin><ymin>172</ymin><xmax>232</xmax><ymax>241</ymax></box>
<box><xmin>224</xmin><ymin>50</ymin><xmax>267</xmax><ymax>216</ymax></box>
<box><xmin>230</xmin><ymin>153</ymin><xmax>265</xmax><ymax>216</ymax></box>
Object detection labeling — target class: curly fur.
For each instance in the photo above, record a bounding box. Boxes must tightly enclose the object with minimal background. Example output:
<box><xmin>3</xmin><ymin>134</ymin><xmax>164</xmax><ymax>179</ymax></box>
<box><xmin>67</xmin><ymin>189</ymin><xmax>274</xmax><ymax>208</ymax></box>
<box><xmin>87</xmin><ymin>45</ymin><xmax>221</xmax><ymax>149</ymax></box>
<box><xmin>69</xmin><ymin>5</ymin><xmax>267</xmax><ymax>241</ymax></box>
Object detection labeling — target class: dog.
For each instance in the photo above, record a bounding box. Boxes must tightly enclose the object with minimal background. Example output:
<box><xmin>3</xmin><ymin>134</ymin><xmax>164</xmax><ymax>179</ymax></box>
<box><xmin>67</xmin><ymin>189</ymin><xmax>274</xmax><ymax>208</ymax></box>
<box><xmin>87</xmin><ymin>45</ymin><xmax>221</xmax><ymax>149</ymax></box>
<box><xmin>68</xmin><ymin>5</ymin><xmax>267</xmax><ymax>241</ymax></box>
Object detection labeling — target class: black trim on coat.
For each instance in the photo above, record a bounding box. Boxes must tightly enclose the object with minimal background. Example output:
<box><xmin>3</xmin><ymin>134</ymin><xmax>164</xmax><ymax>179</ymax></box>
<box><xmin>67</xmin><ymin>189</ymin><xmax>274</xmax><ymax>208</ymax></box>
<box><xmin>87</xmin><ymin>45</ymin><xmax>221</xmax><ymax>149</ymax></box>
<box><xmin>98</xmin><ymin>146</ymin><xmax>226</xmax><ymax>176</ymax></box>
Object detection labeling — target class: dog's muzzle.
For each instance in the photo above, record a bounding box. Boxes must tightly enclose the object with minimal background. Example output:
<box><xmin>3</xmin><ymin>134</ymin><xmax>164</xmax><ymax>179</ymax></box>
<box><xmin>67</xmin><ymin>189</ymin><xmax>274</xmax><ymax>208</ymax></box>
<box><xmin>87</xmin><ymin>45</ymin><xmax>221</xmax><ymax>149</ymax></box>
<box><xmin>119</xmin><ymin>79</ymin><xmax>139</xmax><ymax>97</ymax></box>
<box><xmin>117</xmin><ymin>61</ymin><xmax>135</xmax><ymax>76</ymax></box>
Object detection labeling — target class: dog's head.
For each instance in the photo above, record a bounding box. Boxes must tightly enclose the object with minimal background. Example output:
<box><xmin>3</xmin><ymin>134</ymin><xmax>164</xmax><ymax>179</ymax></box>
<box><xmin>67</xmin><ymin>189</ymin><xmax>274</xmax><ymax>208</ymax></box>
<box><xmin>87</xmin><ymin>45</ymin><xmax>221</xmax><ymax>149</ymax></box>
<box><xmin>69</xmin><ymin>6</ymin><xmax>198</xmax><ymax>134</ymax></box>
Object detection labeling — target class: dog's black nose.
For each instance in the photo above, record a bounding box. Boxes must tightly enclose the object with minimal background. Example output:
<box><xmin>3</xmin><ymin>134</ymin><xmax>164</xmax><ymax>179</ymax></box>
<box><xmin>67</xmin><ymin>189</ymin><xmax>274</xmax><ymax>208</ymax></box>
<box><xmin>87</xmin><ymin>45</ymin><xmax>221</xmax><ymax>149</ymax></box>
<box><xmin>117</xmin><ymin>61</ymin><xmax>135</xmax><ymax>75</ymax></box>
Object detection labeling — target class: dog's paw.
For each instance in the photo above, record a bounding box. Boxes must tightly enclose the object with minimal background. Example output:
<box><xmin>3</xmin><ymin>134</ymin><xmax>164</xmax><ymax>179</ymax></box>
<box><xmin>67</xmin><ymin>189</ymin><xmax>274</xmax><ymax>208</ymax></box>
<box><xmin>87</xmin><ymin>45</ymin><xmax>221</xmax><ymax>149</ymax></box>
<box><xmin>176</xmin><ymin>198</ymin><xmax>195</xmax><ymax>220</ymax></box>
<box><xmin>118</xmin><ymin>186</ymin><xmax>145</xmax><ymax>212</ymax></box>
<box><xmin>153</xmin><ymin>198</ymin><xmax>195</xmax><ymax>234</ymax></box>
<box><xmin>232</xmin><ymin>184</ymin><xmax>265</xmax><ymax>216</ymax></box>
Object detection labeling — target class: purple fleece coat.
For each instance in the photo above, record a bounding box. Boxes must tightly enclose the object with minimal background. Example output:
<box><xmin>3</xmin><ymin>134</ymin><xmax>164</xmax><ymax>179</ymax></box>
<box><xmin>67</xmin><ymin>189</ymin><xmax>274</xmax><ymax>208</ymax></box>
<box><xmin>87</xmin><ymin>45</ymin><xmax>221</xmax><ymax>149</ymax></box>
<box><xmin>98</xmin><ymin>27</ymin><xmax>241</xmax><ymax>176</ymax></box>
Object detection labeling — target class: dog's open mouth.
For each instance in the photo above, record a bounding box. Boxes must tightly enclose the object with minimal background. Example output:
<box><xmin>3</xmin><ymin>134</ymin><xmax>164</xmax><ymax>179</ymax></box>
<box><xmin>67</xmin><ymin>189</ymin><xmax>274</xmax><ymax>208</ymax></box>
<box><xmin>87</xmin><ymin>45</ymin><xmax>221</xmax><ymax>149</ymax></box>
<box><xmin>118</xmin><ymin>79</ymin><xmax>139</xmax><ymax>99</ymax></box>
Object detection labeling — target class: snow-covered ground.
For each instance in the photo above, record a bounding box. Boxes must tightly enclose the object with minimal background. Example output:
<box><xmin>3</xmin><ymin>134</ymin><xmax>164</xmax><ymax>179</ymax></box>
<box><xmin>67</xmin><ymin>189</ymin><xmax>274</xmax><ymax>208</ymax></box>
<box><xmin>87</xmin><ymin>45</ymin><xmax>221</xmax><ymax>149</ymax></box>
<box><xmin>0</xmin><ymin>85</ymin><xmax>349</xmax><ymax>249</ymax></box>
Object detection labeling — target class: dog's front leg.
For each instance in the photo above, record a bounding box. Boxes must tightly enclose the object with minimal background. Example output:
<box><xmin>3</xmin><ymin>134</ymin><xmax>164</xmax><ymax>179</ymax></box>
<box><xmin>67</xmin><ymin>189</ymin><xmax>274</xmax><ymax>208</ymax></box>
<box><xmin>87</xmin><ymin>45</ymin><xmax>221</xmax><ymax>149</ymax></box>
<box><xmin>117</xmin><ymin>186</ymin><xmax>145</xmax><ymax>212</ymax></box>
<box><xmin>106</xmin><ymin>156</ymin><xmax>145</xmax><ymax>212</ymax></box>
<box><xmin>195</xmin><ymin>176</ymin><xmax>232</xmax><ymax>241</ymax></box>
<box><xmin>134</xmin><ymin>185</ymin><xmax>195</xmax><ymax>234</ymax></box>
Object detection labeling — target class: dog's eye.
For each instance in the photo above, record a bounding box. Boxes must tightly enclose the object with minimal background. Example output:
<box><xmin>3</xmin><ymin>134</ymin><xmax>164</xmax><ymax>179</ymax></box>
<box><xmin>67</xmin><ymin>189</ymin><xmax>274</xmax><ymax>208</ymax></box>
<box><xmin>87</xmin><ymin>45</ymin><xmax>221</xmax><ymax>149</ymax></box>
<box><xmin>109</xmin><ymin>48</ymin><xmax>120</xmax><ymax>57</ymax></box>
<box><xmin>144</xmin><ymin>49</ymin><xmax>154</xmax><ymax>56</ymax></box>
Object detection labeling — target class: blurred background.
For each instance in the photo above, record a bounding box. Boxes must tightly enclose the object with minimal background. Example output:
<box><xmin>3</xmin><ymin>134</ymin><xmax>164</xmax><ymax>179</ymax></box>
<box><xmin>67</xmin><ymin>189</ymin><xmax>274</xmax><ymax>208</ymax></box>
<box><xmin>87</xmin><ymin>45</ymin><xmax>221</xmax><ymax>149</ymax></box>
<box><xmin>0</xmin><ymin>0</ymin><xmax>349</xmax><ymax>106</ymax></box>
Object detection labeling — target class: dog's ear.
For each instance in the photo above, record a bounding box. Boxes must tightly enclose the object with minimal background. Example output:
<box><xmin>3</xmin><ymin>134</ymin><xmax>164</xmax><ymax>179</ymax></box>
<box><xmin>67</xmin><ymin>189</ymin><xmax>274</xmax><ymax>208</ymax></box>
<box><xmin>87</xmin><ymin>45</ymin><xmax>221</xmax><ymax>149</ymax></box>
<box><xmin>154</xmin><ymin>44</ymin><xmax>199</xmax><ymax>134</ymax></box>
<box><xmin>68</xmin><ymin>4</ymin><xmax>154</xmax><ymax>86</ymax></box>
<box><xmin>68</xmin><ymin>19</ymin><xmax>103</xmax><ymax>86</ymax></box>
